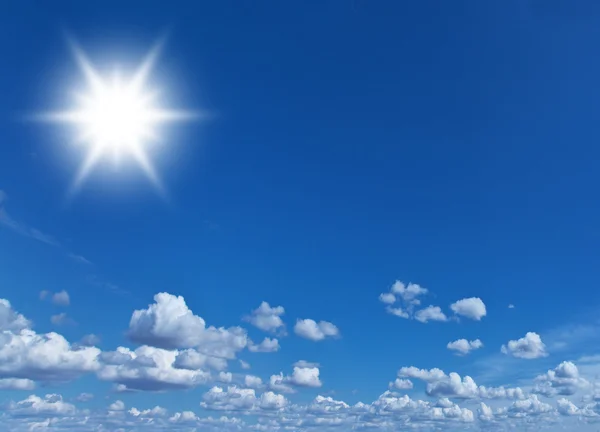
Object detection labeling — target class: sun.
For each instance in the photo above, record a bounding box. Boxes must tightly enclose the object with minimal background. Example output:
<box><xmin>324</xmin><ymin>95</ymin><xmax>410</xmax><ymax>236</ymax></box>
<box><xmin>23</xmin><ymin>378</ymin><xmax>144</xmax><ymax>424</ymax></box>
<box><xmin>35</xmin><ymin>38</ymin><xmax>199</xmax><ymax>196</ymax></box>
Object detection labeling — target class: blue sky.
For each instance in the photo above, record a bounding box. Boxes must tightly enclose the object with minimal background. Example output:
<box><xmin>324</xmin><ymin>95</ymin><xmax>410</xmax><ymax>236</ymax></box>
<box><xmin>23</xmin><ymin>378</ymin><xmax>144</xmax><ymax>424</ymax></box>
<box><xmin>2</xmin><ymin>0</ymin><xmax>600</xmax><ymax>430</ymax></box>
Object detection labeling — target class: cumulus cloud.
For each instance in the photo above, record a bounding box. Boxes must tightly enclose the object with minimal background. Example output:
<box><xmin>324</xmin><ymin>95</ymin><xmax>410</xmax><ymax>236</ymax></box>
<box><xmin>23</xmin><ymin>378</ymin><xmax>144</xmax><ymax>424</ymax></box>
<box><xmin>50</xmin><ymin>312</ymin><xmax>75</xmax><ymax>326</ymax></box>
<box><xmin>294</xmin><ymin>319</ymin><xmax>340</xmax><ymax>341</ymax></box>
<box><xmin>0</xmin><ymin>300</ymin><xmax>100</xmax><ymax>383</ymax></box>
<box><xmin>248</xmin><ymin>337</ymin><xmax>280</xmax><ymax>353</ymax></box>
<box><xmin>244</xmin><ymin>302</ymin><xmax>286</xmax><ymax>334</ymax></box>
<box><xmin>127</xmin><ymin>293</ymin><xmax>247</xmax><ymax>358</ymax></box>
<box><xmin>380</xmin><ymin>281</ymin><xmax>454</xmax><ymax>324</ymax></box>
<box><xmin>51</xmin><ymin>290</ymin><xmax>70</xmax><ymax>307</ymax></box>
<box><xmin>398</xmin><ymin>366</ymin><xmax>525</xmax><ymax>400</ymax></box>
<box><xmin>97</xmin><ymin>345</ymin><xmax>212</xmax><ymax>392</ymax></box>
<box><xmin>533</xmin><ymin>361</ymin><xmax>589</xmax><ymax>396</ymax></box>
<box><xmin>447</xmin><ymin>338</ymin><xmax>483</xmax><ymax>355</ymax></box>
<box><xmin>0</xmin><ymin>299</ymin><xmax>31</xmax><ymax>332</ymax></box>
<box><xmin>201</xmin><ymin>386</ymin><xmax>288</xmax><ymax>412</ymax></box>
<box><xmin>501</xmin><ymin>332</ymin><xmax>548</xmax><ymax>359</ymax></box>
<box><xmin>414</xmin><ymin>305</ymin><xmax>448</xmax><ymax>323</ymax></box>
<box><xmin>450</xmin><ymin>297</ymin><xmax>486</xmax><ymax>321</ymax></box>
<box><xmin>244</xmin><ymin>375</ymin><xmax>263</xmax><ymax>388</ymax></box>
<box><xmin>389</xmin><ymin>378</ymin><xmax>413</xmax><ymax>390</ymax></box>
<box><xmin>0</xmin><ymin>378</ymin><xmax>35</xmax><ymax>390</ymax></box>
<box><xmin>7</xmin><ymin>394</ymin><xmax>76</xmax><ymax>417</ymax></box>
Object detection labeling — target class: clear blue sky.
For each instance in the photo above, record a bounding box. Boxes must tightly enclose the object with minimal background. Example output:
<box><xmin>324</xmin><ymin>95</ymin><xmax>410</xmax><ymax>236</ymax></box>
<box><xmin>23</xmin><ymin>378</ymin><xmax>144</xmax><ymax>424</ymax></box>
<box><xmin>1</xmin><ymin>1</ymin><xmax>600</xmax><ymax>430</ymax></box>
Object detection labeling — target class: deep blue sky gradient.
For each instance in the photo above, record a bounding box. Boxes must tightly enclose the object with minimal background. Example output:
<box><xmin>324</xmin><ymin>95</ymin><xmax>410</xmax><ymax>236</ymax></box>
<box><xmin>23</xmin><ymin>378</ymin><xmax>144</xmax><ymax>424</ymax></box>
<box><xmin>2</xmin><ymin>0</ymin><xmax>600</xmax><ymax>417</ymax></box>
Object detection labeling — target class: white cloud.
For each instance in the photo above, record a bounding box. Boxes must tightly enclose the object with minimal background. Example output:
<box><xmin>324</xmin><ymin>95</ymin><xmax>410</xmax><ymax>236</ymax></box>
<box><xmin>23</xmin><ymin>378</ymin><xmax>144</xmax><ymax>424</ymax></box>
<box><xmin>7</xmin><ymin>394</ymin><xmax>75</xmax><ymax>417</ymax></box>
<box><xmin>447</xmin><ymin>338</ymin><xmax>483</xmax><ymax>355</ymax></box>
<box><xmin>97</xmin><ymin>345</ymin><xmax>212</xmax><ymax>391</ymax></box>
<box><xmin>173</xmin><ymin>349</ymin><xmax>228</xmax><ymax>371</ymax></box>
<box><xmin>294</xmin><ymin>319</ymin><xmax>340</xmax><ymax>341</ymax></box>
<box><xmin>450</xmin><ymin>297</ymin><xmax>486</xmax><ymax>321</ymax></box>
<box><xmin>0</xmin><ymin>300</ymin><xmax>100</xmax><ymax>383</ymax></box>
<box><xmin>532</xmin><ymin>361</ymin><xmax>589</xmax><ymax>396</ymax></box>
<box><xmin>201</xmin><ymin>386</ymin><xmax>288</xmax><ymax>412</ymax></box>
<box><xmin>501</xmin><ymin>332</ymin><xmax>548</xmax><ymax>359</ymax></box>
<box><xmin>50</xmin><ymin>312</ymin><xmax>75</xmax><ymax>326</ymax></box>
<box><xmin>414</xmin><ymin>305</ymin><xmax>447</xmax><ymax>323</ymax></box>
<box><xmin>378</xmin><ymin>293</ymin><xmax>396</xmax><ymax>304</ymax></box>
<box><xmin>398</xmin><ymin>366</ymin><xmax>525</xmax><ymax>400</ymax></box>
<box><xmin>52</xmin><ymin>290</ymin><xmax>70</xmax><ymax>307</ymax></box>
<box><xmin>389</xmin><ymin>378</ymin><xmax>413</xmax><ymax>390</ymax></box>
<box><xmin>0</xmin><ymin>299</ymin><xmax>31</xmax><ymax>332</ymax></box>
<box><xmin>391</xmin><ymin>281</ymin><xmax>428</xmax><ymax>303</ymax></box>
<box><xmin>0</xmin><ymin>378</ymin><xmax>35</xmax><ymax>390</ymax></box>
<box><xmin>79</xmin><ymin>334</ymin><xmax>101</xmax><ymax>347</ymax></box>
<box><xmin>239</xmin><ymin>360</ymin><xmax>250</xmax><ymax>370</ymax></box>
<box><xmin>248</xmin><ymin>337</ymin><xmax>280</xmax><ymax>353</ymax></box>
<box><xmin>127</xmin><ymin>292</ymin><xmax>247</xmax><ymax>358</ymax></box>
<box><xmin>244</xmin><ymin>302</ymin><xmax>285</xmax><ymax>334</ymax></box>
<box><xmin>290</xmin><ymin>366</ymin><xmax>322</xmax><ymax>387</ymax></box>
<box><xmin>244</xmin><ymin>375</ymin><xmax>263</xmax><ymax>388</ymax></box>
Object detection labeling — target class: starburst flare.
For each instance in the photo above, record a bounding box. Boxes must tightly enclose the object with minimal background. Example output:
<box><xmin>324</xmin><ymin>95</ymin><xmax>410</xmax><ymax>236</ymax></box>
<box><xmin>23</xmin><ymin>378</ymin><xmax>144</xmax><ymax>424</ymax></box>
<box><xmin>34</xmin><ymin>38</ymin><xmax>199</xmax><ymax>196</ymax></box>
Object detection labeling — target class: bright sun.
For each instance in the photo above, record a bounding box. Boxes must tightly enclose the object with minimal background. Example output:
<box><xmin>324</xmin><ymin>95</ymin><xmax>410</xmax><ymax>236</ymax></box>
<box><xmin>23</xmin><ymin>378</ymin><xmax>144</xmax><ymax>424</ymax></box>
<box><xmin>36</xmin><ymin>38</ymin><xmax>198</xmax><ymax>195</ymax></box>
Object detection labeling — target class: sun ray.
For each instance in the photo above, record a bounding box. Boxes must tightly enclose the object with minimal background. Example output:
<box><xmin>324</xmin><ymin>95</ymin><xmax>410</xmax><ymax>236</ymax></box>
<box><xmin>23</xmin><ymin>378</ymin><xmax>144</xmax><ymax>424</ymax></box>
<box><xmin>32</xmin><ymin>37</ymin><xmax>199</xmax><ymax>196</ymax></box>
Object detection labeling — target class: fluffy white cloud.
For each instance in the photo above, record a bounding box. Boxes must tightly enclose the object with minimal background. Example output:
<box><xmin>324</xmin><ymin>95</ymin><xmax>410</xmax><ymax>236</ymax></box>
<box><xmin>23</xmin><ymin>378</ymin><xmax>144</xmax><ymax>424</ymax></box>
<box><xmin>201</xmin><ymin>386</ymin><xmax>288</xmax><ymax>412</ymax></box>
<box><xmin>0</xmin><ymin>378</ymin><xmax>35</xmax><ymax>390</ymax></box>
<box><xmin>294</xmin><ymin>319</ymin><xmax>339</xmax><ymax>341</ymax></box>
<box><xmin>290</xmin><ymin>366</ymin><xmax>322</xmax><ymax>387</ymax></box>
<box><xmin>244</xmin><ymin>302</ymin><xmax>286</xmax><ymax>333</ymax></box>
<box><xmin>533</xmin><ymin>361</ymin><xmax>589</xmax><ymax>396</ymax></box>
<box><xmin>173</xmin><ymin>349</ymin><xmax>228</xmax><ymax>371</ymax></box>
<box><xmin>244</xmin><ymin>375</ymin><xmax>263</xmax><ymax>388</ymax></box>
<box><xmin>389</xmin><ymin>378</ymin><xmax>413</xmax><ymax>390</ymax></box>
<box><xmin>248</xmin><ymin>337</ymin><xmax>280</xmax><ymax>353</ymax></box>
<box><xmin>414</xmin><ymin>306</ymin><xmax>447</xmax><ymax>323</ymax></box>
<box><xmin>97</xmin><ymin>345</ymin><xmax>211</xmax><ymax>391</ymax></box>
<box><xmin>7</xmin><ymin>394</ymin><xmax>75</xmax><ymax>417</ymax></box>
<box><xmin>450</xmin><ymin>297</ymin><xmax>486</xmax><ymax>321</ymax></box>
<box><xmin>399</xmin><ymin>366</ymin><xmax>525</xmax><ymax>400</ymax></box>
<box><xmin>0</xmin><ymin>327</ymin><xmax>100</xmax><ymax>382</ymax></box>
<box><xmin>390</xmin><ymin>281</ymin><xmax>428</xmax><ymax>303</ymax></box>
<box><xmin>127</xmin><ymin>293</ymin><xmax>248</xmax><ymax>358</ymax></box>
<box><xmin>0</xmin><ymin>299</ymin><xmax>31</xmax><ymax>332</ymax></box>
<box><xmin>501</xmin><ymin>332</ymin><xmax>548</xmax><ymax>359</ymax></box>
<box><xmin>52</xmin><ymin>290</ymin><xmax>70</xmax><ymax>307</ymax></box>
<box><xmin>447</xmin><ymin>338</ymin><xmax>483</xmax><ymax>355</ymax></box>
<box><xmin>239</xmin><ymin>360</ymin><xmax>250</xmax><ymax>370</ymax></box>
<box><xmin>378</xmin><ymin>292</ymin><xmax>396</xmax><ymax>304</ymax></box>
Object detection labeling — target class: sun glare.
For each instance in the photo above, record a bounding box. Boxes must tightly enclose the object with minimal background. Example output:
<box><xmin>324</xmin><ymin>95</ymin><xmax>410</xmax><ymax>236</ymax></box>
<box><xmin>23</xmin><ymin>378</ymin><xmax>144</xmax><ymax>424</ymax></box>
<box><xmin>35</xmin><ymin>38</ymin><xmax>199</xmax><ymax>196</ymax></box>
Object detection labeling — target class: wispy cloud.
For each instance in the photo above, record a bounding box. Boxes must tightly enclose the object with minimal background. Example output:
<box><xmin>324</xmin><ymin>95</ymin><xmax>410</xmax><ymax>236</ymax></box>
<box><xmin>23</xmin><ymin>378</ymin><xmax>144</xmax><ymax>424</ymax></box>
<box><xmin>0</xmin><ymin>192</ymin><xmax>59</xmax><ymax>247</ymax></box>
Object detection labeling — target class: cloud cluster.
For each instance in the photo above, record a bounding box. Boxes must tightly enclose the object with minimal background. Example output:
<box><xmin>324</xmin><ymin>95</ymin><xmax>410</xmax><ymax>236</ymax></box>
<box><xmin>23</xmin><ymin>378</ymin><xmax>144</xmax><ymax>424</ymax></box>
<box><xmin>379</xmin><ymin>281</ymin><xmax>487</xmax><ymax>324</ymax></box>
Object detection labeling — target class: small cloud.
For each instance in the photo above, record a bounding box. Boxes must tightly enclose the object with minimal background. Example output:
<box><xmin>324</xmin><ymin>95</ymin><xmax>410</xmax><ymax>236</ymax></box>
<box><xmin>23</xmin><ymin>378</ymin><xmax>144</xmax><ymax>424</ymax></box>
<box><xmin>80</xmin><ymin>334</ymin><xmax>100</xmax><ymax>346</ymax></box>
<box><xmin>239</xmin><ymin>360</ymin><xmax>251</xmax><ymax>370</ymax></box>
<box><xmin>52</xmin><ymin>290</ymin><xmax>70</xmax><ymax>306</ymax></box>
<box><xmin>50</xmin><ymin>312</ymin><xmax>75</xmax><ymax>326</ymax></box>
<box><xmin>447</xmin><ymin>338</ymin><xmax>484</xmax><ymax>355</ymax></box>
<box><xmin>294</xmin><ymin>319</ymin><xmax>340</xmax><ymax>341</ymax></box>
<box><xmin>39</xmin><ymin>290</ymin><xmax>49</xmax><ymax>300</ymax></box>
<box><xmin>508</xmin><ymin>304</ymin><xmax>515</xmax><ymax>309</ymax></box>
<box><xmin>450</xmin><ymin>297</ymin><xmax>487</xmax><ymax>321</ymax></box>
<box><xmin>501</xmin><ymin>332</ymin><xmax>547</xmax><ymax>359</ymax></box>
<box><xmin>68</xmin><ymin>253</ymin><xmax>92</xmax><ymax>265</ymax></box>
<box><xmin>248</xmin><ymin>337</ymin><xmax>280</xmax><ymax>353</ymax></box>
